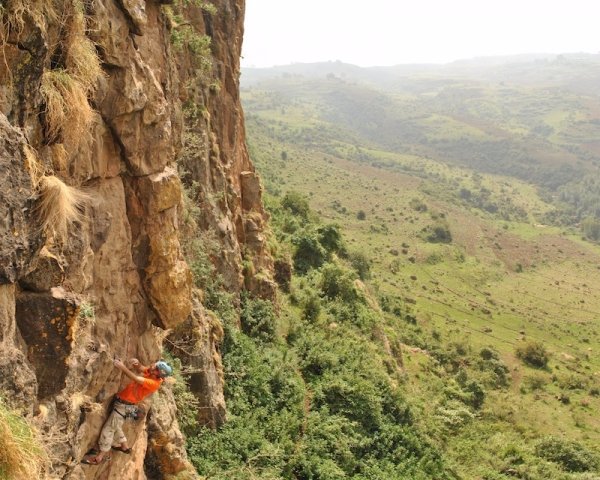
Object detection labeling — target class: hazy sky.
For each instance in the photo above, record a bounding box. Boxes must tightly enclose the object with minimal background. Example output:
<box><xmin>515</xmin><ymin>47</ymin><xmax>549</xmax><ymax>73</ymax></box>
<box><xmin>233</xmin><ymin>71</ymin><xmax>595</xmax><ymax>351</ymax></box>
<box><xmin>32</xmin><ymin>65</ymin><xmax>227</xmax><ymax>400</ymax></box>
<box><xmin>241</xmin><ymin>0</ymin><xmax>600</xmax><ymax>67</ymax></box>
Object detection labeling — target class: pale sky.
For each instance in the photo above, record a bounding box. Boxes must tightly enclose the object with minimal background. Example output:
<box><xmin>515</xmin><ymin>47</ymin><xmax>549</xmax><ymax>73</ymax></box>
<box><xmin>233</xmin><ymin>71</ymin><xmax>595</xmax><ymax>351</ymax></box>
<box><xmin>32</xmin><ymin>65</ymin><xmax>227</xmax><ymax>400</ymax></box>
<box><xmin>241</xmin><ymin>0</ymin><xmax>600</xmax><ymax>67</ymax></box>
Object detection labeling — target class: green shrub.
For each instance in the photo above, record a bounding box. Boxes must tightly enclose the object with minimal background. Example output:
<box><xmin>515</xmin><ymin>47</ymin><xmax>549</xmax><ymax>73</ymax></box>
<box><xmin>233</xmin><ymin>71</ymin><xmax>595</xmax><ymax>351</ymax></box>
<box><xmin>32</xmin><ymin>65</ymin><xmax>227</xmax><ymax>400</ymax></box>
<box><xmin>557</xmin><ymin>373</ymin><xmax>588</xmax><ymax>391</ymax></box>
<box><xmin>523</xmin><ymin>372</ymin><xmax>548</xmax><ymax>392</ymax></box>
<box><xmin>317</xmin><ymin>223</ymin><xmax>345</xmax><ymax>256</ymax></box>
<box><xmin>302</xmin><ymin>292</ymin><xmax>321</xmax><ymax>322</ymax></box>
<box><xmin>582</xmin><ymin>216</ymin><xmax>600</xmax><ymax>242</ymax></box>
<box><xmin>516</xmin><ymin>341</ymin><xmax>550</xmax><ymax>368</ymax></box>
<box><xmin>425</xmin><ymin>222</ymin><xmax>453</xmax><ymax>243</ymax></box>
<box><xmin>476</xmin><ymin>347</ymin><xmax>510</xmax><ymax>388</ymax></box>
<box><xmin>292</xmin><ymin>230</ymin><xmax>327</xmax><ymax>274</ymax></box>
<box><xmin>240</xmin><ymin>295</ymin><xmax>277</xmax><ymax>342</ymax></box>
<box><xmin>320</xmin><ymin>262</ymin><xmax>361</xmax><ymax>304</ymax></box>
<box><xmin>282</xmin><ymin>191</ymin><xmax>310</xmax><ymax>219</ymax></box>
<box><xmin>185</xmin><ymin>236</ymin><xmax>236</xmax><ymax>322</ymax></box>
<box><xmin>162</xmin><ymin>352</ymin><xmax>199</xmax><ymax>437</ymax></box>
<box><xmin>348</xmin><ymin>250</ymin><xmax>371</xmax><ymax>280</ymax></box>
<box><xmin>535</xmin><ymin>436</ymin><xmax>600</xmax><ymax>472</ymax></box>
<box><xmin>409</xmin><ymin>198</ymin><xmax>428</xmax><ymax>212</ymax></box>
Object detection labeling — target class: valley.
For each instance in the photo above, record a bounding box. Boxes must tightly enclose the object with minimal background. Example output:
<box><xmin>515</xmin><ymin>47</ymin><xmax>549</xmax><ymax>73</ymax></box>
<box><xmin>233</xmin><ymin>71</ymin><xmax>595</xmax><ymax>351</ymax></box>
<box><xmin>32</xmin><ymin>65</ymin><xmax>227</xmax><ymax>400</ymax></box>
<box><xmin>240</xmin><ymin>58</ymin><xmax>600</xmax><ymax>478</ymax></box>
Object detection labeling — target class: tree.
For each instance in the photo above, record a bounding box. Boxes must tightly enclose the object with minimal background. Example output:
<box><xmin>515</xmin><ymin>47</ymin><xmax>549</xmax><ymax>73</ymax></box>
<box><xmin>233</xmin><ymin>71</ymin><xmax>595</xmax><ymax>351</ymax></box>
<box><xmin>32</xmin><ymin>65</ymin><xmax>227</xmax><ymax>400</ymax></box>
<box><xmin>317</xmin><ymin>224</ymin><xmax>345</xmax><ymax>256</ymax></box>
<box><xmin>282</xmin><ymin>191</ymin><xmax>310</xmax><ymax>220</ymax></box>
<box><xmin>293</xmin><ymin>231</ymin><xmax>327</xmax><ymax>274</ymax></box>
<box><xmin>348</xmin><ymin>250</ymin><xmax>371</xmax><ymax>280</ymax></box>
<box><xmin>582</xmin><ymin>217</ymin><xmax>600</xmax><ymax>242</ymax></box>
<box><xmin>516</xmin><ymin>341</ymin><xmax>549</xmax><ymax>368</ymax></box>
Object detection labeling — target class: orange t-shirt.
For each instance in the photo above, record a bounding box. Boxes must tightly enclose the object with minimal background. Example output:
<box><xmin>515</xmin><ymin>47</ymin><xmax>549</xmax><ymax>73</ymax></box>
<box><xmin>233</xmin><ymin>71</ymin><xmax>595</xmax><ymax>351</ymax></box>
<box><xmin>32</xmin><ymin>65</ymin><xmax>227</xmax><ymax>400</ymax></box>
<box><xmin>117</xmin><ymin>370</ymin><xmax>162</xmax><ymax>404</ymax></box>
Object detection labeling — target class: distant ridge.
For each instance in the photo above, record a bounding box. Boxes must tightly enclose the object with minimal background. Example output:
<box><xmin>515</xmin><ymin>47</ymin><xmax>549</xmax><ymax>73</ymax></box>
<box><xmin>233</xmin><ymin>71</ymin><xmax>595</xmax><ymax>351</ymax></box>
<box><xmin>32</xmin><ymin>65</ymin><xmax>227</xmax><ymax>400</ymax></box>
<box><xmin>240</xmin><ymin>53</ymin><xmax>600</xmax><ymax>88</ymax></box>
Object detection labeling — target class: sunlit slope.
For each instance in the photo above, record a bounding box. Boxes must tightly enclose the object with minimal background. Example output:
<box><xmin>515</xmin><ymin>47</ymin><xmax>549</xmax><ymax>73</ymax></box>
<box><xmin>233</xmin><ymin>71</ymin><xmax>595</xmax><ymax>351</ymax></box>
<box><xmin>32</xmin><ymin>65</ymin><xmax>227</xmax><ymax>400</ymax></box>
<box><xmin>243</xmin><ymin>89</ymin><xmax>600</xmax><ymax>477</ymax></box>
<box><xmin>242</xmin><ymin>65</ymin><xmax>600</xmax><ymax>197</ymax></box>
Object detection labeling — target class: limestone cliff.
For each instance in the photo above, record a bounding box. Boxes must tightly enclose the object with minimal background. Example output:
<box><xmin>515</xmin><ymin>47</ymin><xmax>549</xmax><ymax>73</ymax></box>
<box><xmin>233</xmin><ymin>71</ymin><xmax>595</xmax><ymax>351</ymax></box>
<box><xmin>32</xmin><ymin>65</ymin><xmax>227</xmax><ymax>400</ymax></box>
<box><xmin>0</xmin><ymin>1</ymin><xmax>273</xmax><ymax>479</ymax></box>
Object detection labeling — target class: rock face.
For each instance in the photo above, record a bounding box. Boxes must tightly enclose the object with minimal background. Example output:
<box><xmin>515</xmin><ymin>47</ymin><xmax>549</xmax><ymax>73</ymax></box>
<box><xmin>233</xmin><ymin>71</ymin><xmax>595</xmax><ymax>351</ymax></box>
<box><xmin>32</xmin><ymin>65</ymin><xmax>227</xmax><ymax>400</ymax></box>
<box><xmin>0</xmin><ymin>1</ymin><xmax>273</xmax><ymax>479</ymax></box>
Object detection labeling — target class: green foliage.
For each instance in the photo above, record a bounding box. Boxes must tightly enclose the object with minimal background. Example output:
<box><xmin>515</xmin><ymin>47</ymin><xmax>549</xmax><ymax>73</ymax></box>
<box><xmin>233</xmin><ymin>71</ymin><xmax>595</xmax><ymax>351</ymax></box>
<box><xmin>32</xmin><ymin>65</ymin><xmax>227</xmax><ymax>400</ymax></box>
<box><xmin>182</xmin><ymin>196</ymin><xmax>451</xmax><ymax>479</ymax></box>
<box><xmin>523</xmin><ymin>372</ymin><xmax>549</xmax><ymax>392</ymax></box>
<box><xmin>424</xmin><ymin>221</ymin><xmax>453</xmax><ymax>244</ymax></box>
<box><xmin>476</xmin><ymin>347</ymin><xmax>510</xmax><ymax>388</ymax></box>
<box><xmin>292</xmin><ymin>230</ymin><xmax>327</xmax><ymax>274</ymax></box>
<box><xmin>535</xmin><ymin>436</ymin><xmax>600</xmax><ymax>473</ymax></box>
<box><xmin>410</xmin><ymin>197</ymin><xmax>428</xmax><ymax>212</ymax></box>
<box><xmin>162</xmin><ymin>352</ymin><xmax>200</xmax><ymax>437</ymax></box>
<box><xmin>181</xmin><ymin>0</ymin><xmax>217</xmax><ymax>14</ymax></box>
<box><xmin>187</xmin><ymin>327</ymin><xmax>305</xmax><ymax>479</ymax></box>
<box><xmin>282</xmin><ymin>190</ymin><xmax>311</xmax><ymax>220</ymax></box>
<box><xmin>582</xmin><ymin>216</ymin><xmax>600</xmax><ymax>242</ymax></box>
<box><xmin>348</xmin><ymin>249</ymin><xmax>371</xmax><ymax>280</ymax></box>
<box><xmin>301</xmin><ymin>290</ymin><xmax>321</xmax><ymax>322</ymax></box>
<box><xmin>516</xmin><ymin>341</ymin><xmax>550</xmax><ymax>369</ymax></box>
<box><xmin>165</xmin><ymin>2</ymin><xmax>213</xmax><ymax>75</ymax></box>
<box><xmin>317</xmin><ymin>223</ymin><xmax>345</xmax><ymax>256</ymax></box>
<box><xmin>185</xmin><ymin>235</ymin><xmax>236</xmax><ymax>322</ymax></box>
<box><xmin>240</xmin><ymin>294</ymin><xmax>277</xmax><ymax>342</ymax></box>
<box><xmin>319</xmin><ymin>262</ymin><xmax>361</xmax><ymax>304</ymax></box>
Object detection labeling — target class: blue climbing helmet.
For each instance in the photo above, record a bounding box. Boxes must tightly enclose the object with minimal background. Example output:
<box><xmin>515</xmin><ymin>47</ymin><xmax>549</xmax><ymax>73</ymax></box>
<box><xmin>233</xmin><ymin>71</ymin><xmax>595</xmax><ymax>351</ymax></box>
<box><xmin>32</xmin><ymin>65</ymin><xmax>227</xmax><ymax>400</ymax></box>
<box><xmin>154</xmin><ymin>360</ymin><xmax>173</xmax><ymax>378</ymax></box>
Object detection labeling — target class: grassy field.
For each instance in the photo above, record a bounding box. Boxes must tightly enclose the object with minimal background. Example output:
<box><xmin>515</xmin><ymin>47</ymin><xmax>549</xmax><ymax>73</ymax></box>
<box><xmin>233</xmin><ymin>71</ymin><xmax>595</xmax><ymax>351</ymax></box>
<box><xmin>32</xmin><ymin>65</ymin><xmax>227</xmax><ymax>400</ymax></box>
<box><xmin>242</xmin><ymin>79</ymin><xmax>600</xmax><ymax>478</ymax></box>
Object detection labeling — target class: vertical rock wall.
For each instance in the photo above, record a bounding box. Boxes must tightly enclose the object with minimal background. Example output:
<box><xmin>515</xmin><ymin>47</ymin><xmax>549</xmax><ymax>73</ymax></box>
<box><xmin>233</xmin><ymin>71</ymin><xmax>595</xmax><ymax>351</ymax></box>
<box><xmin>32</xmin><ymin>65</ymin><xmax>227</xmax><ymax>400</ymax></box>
<box><xmin>0</xmin><ymin>1</ymin><xmax>273</xmax><ymax>479</ymax></box>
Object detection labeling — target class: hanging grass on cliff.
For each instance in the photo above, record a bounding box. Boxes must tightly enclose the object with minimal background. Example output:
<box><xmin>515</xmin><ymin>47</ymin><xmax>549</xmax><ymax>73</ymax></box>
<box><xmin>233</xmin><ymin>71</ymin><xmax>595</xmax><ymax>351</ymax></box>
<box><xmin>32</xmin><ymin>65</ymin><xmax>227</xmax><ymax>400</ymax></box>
<box><xmin>0</xmin><ymin>399</ymin><xmax>47</xmax><ymax>480</ymax></box>
<box><xmin>35</xmin><ymin>175</ymin><xmax>89</xmax><ymax>244</ymax></box>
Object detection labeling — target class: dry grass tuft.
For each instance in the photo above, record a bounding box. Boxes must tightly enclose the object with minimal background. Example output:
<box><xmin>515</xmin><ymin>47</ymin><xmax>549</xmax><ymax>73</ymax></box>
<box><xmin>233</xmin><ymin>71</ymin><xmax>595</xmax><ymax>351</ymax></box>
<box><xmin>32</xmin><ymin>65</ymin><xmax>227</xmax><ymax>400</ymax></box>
<box><xmin>49</xmin><ymin>143</ymin><xmax>68</xmax><ymax>172</ymax></box>
<box><xmin>4</xmin><ymin>0</ymin><xmax>102</xmax><ymax>161</ymax></box>
<box><xmin>40</xmin><ymin>69</ymin><xmax>93</xmax><ymax>149</ymax></box>
<box><xmin>0</xmin><ymin>398</ymin><xmax>48</xmax><ymax>480</ymax></box>
<box><xmin>36</xmin><ymin>175</ymin><xmax>89</xmax><ymax>243</ymax></box>
<box><xmin>64</xmin><ymin>1</ymin><xmax>103</xmax><ymax>94</ymax></box>
<box><xmin>65</xmin><ymin>36</ymin><xmax>103</xmax><ymax>94</ymax></box>
<box><xmin>22</xmin><ymin>145</ymin><xmax>45</xmax><ymax>189</ymax></box>
<box><xmin>0</xmin><ymin>0</ymin><xmax>49</xmax><ymax>37</ymax></box>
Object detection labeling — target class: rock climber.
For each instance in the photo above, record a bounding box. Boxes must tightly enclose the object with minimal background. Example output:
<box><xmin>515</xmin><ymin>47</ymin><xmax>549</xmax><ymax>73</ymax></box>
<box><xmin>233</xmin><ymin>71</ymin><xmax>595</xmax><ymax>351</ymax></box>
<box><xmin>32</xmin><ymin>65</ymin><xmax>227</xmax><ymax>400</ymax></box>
<box><xmin>82</xmin><ymin>357</ymin><xmax>173</xmax><ymax>465</ymax></box>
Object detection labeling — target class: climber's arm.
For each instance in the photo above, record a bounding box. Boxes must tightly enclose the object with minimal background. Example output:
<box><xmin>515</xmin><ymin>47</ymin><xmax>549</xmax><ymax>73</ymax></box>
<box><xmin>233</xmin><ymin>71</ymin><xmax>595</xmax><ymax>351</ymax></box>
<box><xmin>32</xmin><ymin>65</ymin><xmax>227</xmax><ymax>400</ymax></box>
<box><xmin>114</xmin><ymin>359</ymin><xmax>145</xmax><ymax>385</ymax></box>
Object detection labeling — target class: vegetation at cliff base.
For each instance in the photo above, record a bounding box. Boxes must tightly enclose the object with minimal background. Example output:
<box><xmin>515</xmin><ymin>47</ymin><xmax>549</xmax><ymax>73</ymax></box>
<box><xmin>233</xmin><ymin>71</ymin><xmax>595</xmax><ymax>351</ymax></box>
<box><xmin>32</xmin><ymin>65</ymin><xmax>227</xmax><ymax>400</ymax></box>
<box><xmin>172</xmin><ymin>58</ymin><xmax>600</xmax><ymax>480</ymax></box>
<box><xmin>176</xmin><ymin>197</ymin><xmax>452</xmax><ymax>479</ymax></box>
<box><xmin>231</xmin><ymin>60</ymin><xmax>600</xmax><ymax>479</ymax></box>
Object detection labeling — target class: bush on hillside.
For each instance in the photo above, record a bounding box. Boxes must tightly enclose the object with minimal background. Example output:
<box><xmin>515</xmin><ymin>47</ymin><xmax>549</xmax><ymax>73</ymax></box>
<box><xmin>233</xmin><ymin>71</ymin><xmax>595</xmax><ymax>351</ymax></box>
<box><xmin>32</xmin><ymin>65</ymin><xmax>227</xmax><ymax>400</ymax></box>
<box><xmin>476</xmin><ymin>347</ymin><xmax>510</xmax><ymax>388</ymax></box>
<box><xmin>240</xmin><ymin>295</ymin><xmax>277</xmax><ymax>342</ymax></box>
<box><xmin>409</xmin><ymin>198</ymin><xmax>428</xmax><ymax>212</ymax></box>
<box><xmin>292</xmin><ymin>230</ymin><xmax>327</xmax><ymax>274</ymax></box>
<box><xmin>320</xmin><ymin>262</ymin><xmax>361</xmax><ymax>304</ymax></box>
<box><xmin>582</xmin><ymin>216</ymin><xmax>600</xmax><ymax>242</ymax></box>
<box><xmin>317</xmin><ymin>223</ymin><xmax>345</xmax><ymax>256</ymax></box>
<box><xmin>535</xmin><ymin>436</ymin><xmax>600</xmax><ymax>472</ymax></box>
<box><xmin>348</xmin><ymin>250</ymin><xmax>371</xmax><ymax>280</ymax></box>
<box><xmin>302</xmin><ymin>291</ymin><xmax>321</xmax><ymax>322</ymax></box>
<box><xmin>516</xmin><ymin>341</ymin><xmax>550</xmax><ymax>369</ymax></box>
<box><xmin>425</xmin><ymin>222</ymin><xmax>453</xmax><ymax>244</ymax></box>
<box><xmin>282</xmin><ymin>190</ymin><xmax>310</xmax><ymax>219</ymax></box>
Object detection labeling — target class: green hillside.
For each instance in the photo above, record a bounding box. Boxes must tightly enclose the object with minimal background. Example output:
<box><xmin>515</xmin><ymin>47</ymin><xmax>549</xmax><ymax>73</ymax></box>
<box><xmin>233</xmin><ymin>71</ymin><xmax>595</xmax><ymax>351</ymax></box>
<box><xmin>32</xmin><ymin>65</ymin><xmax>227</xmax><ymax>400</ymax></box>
<box><xmin>242</xmin><ymin>56</ymin><xmax>600</xmax><ymax>226</ymax></box>
<box><xmin>226</xmin><ymin>62</ymin><xmax>600</xmax><ymax>479</ymax></box>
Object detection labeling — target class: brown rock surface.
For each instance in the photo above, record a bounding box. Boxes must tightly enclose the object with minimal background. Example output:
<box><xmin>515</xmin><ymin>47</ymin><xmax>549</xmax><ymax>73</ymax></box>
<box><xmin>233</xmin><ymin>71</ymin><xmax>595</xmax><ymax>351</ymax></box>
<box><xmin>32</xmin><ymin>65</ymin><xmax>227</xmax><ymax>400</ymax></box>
<box><xmin>0</xmin><ymin>114</ymin><xmax>39</xmax><ymax>283</ymax></box>
<box><xmin>0</xmin><ymin>1</ymin><xmax>274</xmax><ymax>478</ymax></box>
